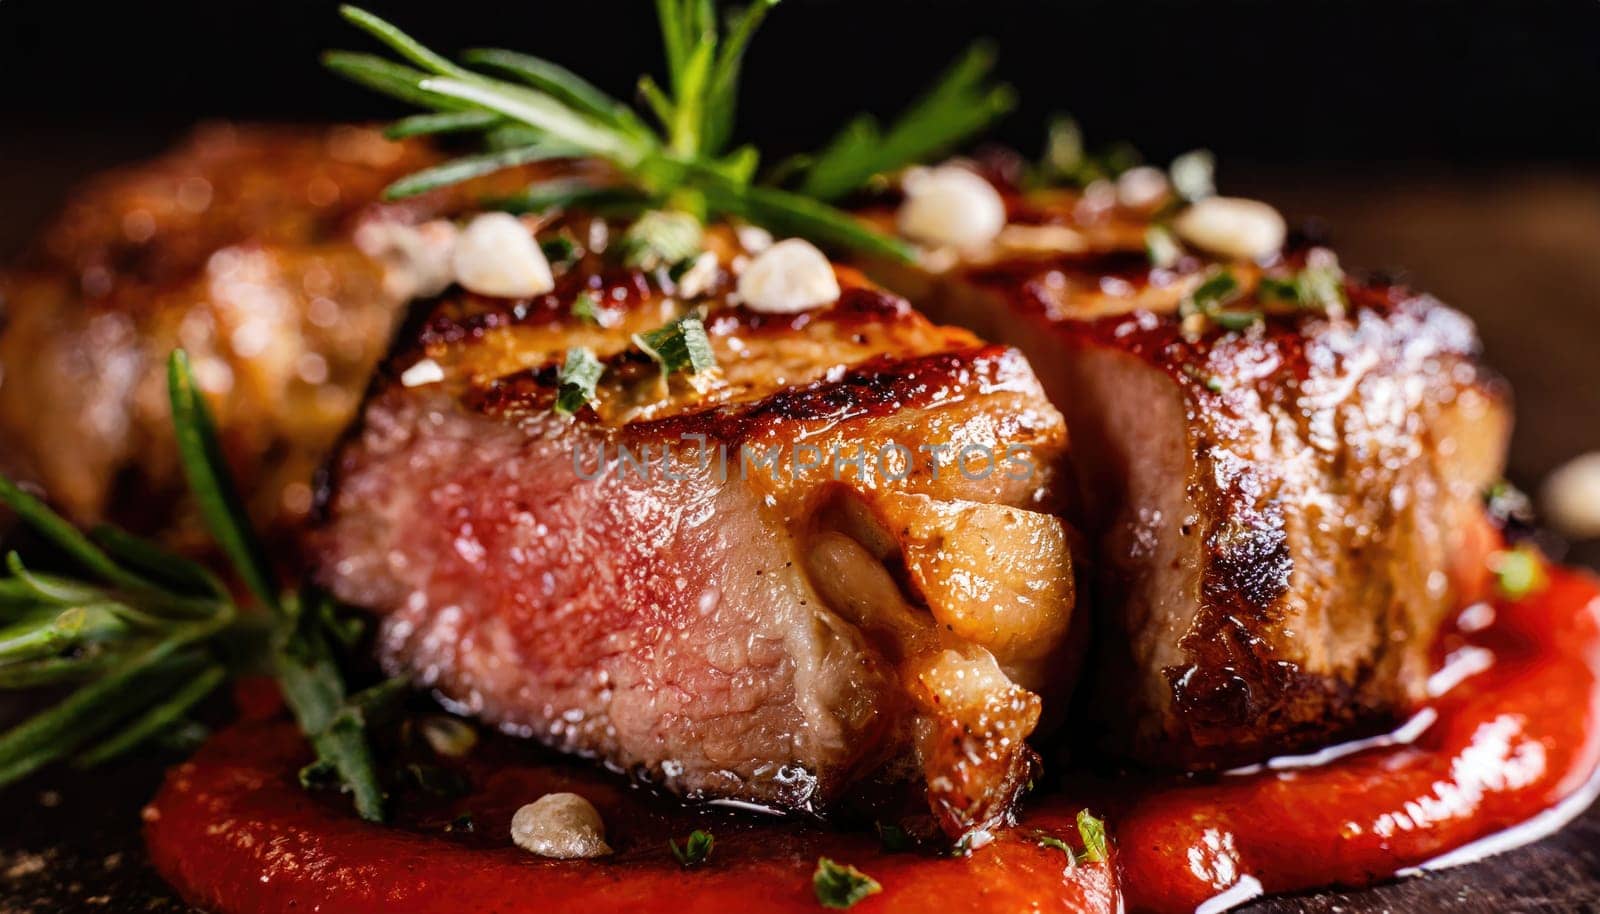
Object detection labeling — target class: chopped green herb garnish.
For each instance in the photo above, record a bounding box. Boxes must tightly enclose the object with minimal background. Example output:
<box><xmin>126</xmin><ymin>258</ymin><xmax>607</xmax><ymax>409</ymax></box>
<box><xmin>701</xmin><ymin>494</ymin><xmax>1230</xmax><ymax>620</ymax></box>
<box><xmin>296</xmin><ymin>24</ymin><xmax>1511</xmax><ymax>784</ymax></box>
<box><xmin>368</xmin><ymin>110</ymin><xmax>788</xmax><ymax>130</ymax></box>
<box><xmin>813</xmin><ymin>858</ymin><xmax>882</xmax><ymax>909</ymax></box>
<box><xmin>571</xmin><ymin>292</ymin><xmax>603</xmax><ymax>325</ymax></box>
<box><xmin>1179</xmin><ymin>269</ymin><xmax>1261</xmax><ymax>333</ymax></box>
<box><xmin>1258</xmin><ymin>262</ymin><xmax>1346</xmax><ymax>315</ymax></box>
<box><xmin>1076</xmin><ymin>808</ymin><xmax>1109</xmax><ymax>864</ymax></box>
<box><xmin>633</xmin><ymin>316</ymin><xmax>718</xmax><ymax>377</ymax></box>
<box><xmin>554</xmin><ymin>347</ymin><xmax>605</xmax><ymax>415</ymax></box>
<box><xmin>1208</xmin><ymin>308</ymin><xmax>1264</xmax><ymax>332</ymax></box>
<box><xmin>1033</xmin><ymin>115</ymin><xmax>1144</xmax><ymax>188</ymax></box>
<box><xmin>1493</xmin><ymin>545</ymin><xmax>1547</xmax><ymax>600</ymax></box>
<box><xmin>1187</xmin><ymin>269</ymin><xmax>1240</xmax><ymax>309</ymax></box>
<box><xmin>875</xmin><ymin>821</ymin><xmax>914</xmax><ymax>853</ymax></box>
<box><xmin>1169</xmin><ymin>149</ymin><xmax>1216</xmax><ymax>203</ymax></box>
<box><xmin>619</xmin><ymin>210</ymin><xmax>705</xmax><ymax>270</ymax></box>
<box><xmin>540</xmin><ymin>235</ymin><xmax>582</xmax><ymax>268</ymax></box>
<box><xmin>1145</xmin><ymin>224</ymin><xmax>1182</xmax><ymax>269</ymax></box>
<box><xmin>669</xmin><ymin>829</ymin><xmax>715</xmax><ymax>867</ymax></box>
<box><xmin>325</xmin><ymin>3</ymin><xmax>917</xmax><ymax>263</ymax></box>
<box><xmin>1256</xmin><ymin>275</ymin><xmax>1297</xmax><ymax>303</ymax></box>
<box><xmin>1040</xmin><ymin>115</ymin><xmax>1087</xmax><ymax>183</ymax></box>
<box><xmin>1036</xmin><ymin>833</ymin><xmax>1074</xmax><ymax>858</ymax></box>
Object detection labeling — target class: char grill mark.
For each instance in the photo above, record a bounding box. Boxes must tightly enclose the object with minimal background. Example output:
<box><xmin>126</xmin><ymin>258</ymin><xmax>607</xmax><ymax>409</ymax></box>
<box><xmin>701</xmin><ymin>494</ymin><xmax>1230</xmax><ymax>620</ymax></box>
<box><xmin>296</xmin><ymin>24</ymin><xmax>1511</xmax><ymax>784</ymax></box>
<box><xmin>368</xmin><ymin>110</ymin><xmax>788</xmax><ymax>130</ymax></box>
<box><xmin>311</xmin><ymin>254</ymin><xmax>1078</xmax><ymax>840</ymax></box>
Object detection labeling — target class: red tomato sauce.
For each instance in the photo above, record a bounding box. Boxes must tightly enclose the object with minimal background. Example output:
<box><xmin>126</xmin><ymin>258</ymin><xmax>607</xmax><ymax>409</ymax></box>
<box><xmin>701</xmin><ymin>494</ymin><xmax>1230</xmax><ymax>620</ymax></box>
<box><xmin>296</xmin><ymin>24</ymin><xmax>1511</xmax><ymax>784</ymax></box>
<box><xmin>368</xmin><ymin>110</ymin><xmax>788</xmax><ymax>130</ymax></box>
<box><xmin>144</xmin><ymin>564</ymin><xmax>1600</xmax><ymax>914</ymax></box>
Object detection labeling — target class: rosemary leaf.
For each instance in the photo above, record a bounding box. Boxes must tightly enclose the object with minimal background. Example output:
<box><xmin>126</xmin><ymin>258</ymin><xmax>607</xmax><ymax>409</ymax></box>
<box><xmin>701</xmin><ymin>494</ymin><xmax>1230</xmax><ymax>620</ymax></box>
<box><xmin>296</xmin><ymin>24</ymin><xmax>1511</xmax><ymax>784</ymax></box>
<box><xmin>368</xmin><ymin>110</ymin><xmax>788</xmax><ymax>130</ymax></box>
<box><xmin>0</xmin><ymin>579</ymin><xmax>32</xmax><ymax>606</ymax></box>
<box><xmin>0</xmin><ymin>653</ymin><xmax>116</xmax><ymax>689</ymax></box>
<box><xmin>385</xmin><ymin>110</ymin><xmax>502</xmax><ymax>140</ymax></box>
<box><xmin>703</xmin><ymin>0</ymin><xmax>780</xmax><ymax>155</ymax></box>
<box><xmin>383</xmin><ymin>143</ymin><xmax>584</xmax><ymax>200</ymax></box>
<box><xmin>167</xmin><ymin>351</ymin><xmax>279</xmax><ymax>612</ymax></box>
<box><xmin>715</xmin><ymin>144</ymin><xmax>761</xmax><ymax>185</ymax></box>
<box><xmin>274</xmin><ymin>592</ymin><xmax>396</xmax><ymax>822</ymax></box>
<box><xmin>74</xmin><ymin>664</ymin><xmax>228</xmax><ymax>768</ymax></box>
<box><xmin>311</xmin><ymin>714</ymin><xmax>387</xmax><ymax>821</ymax></box>
<box><xmin>799</xmin><ymin>43</ymin><xmax>1014</xmax><ymax>201</ymax></box>
<box><xmin>0</xmin><ymin>476</ymin><xmax>151</xmax><ymax>595</ymax></box>
<box><xmin>274</xmin><ymin>597</ymin><xmax>347</xmax><ymax>737</ymax></box>
<box><xmin>3</xmin><ymin>552</ymin><xmax>105</xmax><ymax>605</ymax></box>
<box><xmin>0</xmin><ymin>627</ymin><xmax>219</xmax><ymax>787</ymax></box>
<box><xmin>656</xmin><ymin>0</ymin><xmax>691</xmax><ymax>90</ymax></box>
<box><xmin>637</xmin><ymin>74</ymin><xmax>677</xmax><ymax>131</ymax></box>
<box><xmin>90</xmin><ymin>525</ymin><xmax>226</xmax><ymax>600</ymax></box>
<box><xmin>464</xmin><ymin>48</ymin><xmax>650</xmax><ymax>139</ymax></box>
<box><xmin>0</xmin><ymin>607</ymin><xmax>111</xmax><ymax>665</ymax></box>
<box><xmin>419</xmin><ymin>76</ymin><xmax>649</xmax><ymax>165</ymax></box>
<box><xmin>326</xmin><ymin>3</ymin><xmax>928</xmax><ymax>263</ymax></box>
<box><xmin>339</xmin><ymin>5</ymin><xmax>473</xmax><ymax>79</ymax></box>
<box><xmin>668</xmin><ymin>34</ymin><xmax>717</xmax><ymax>156</ymax></box>
<box><xmin>798</xmin><ymin>116</ymin><xmax>878</xmax><ymax>200</ymax></box>
<box><xmin>483</xmin><ymin>124</ymin><xmax>547</xmax><ymax>151</ymax></box>
<box><xmin>492</xmin><ymin>180</ymin><xmax>650</xmax><ymax>216</ymax></box>
<box><xmin>708</xmin><ymin>180</ymin><xmax>915</xmax><ymax>262</ymax></box>
<box><xmin>314</xmin><ymin>678</ymin><xmax>409</xmax><ymax>822</ymax></box>
<box><xmin>322</xmin><ymin>51</ymin><xmax>464</xmax><ymax>111</ymax></box>
<box><xmin>5</xmin><ymin>552</ymin><xmax>214</xmax><ymax>624</ymax></box>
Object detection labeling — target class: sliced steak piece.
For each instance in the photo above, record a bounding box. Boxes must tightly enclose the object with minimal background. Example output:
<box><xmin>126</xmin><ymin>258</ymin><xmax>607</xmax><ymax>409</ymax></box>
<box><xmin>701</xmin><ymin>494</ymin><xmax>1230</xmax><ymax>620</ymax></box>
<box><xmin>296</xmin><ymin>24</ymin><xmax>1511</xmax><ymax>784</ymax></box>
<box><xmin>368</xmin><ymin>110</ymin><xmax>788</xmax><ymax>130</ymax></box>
<box><xmin>309</xmin><ymin>221</ymin><xmax>1080</xmax><ymax>840</ymax></box>
<box><xmin>0</xmin><ymin>124</ymin><xmax>567</xmax><ymax>546</ymax></box>
<box><xmin>863</xmin><ymin>174</ymin><xmax>1510</xmax><ymax>768</ymax></box>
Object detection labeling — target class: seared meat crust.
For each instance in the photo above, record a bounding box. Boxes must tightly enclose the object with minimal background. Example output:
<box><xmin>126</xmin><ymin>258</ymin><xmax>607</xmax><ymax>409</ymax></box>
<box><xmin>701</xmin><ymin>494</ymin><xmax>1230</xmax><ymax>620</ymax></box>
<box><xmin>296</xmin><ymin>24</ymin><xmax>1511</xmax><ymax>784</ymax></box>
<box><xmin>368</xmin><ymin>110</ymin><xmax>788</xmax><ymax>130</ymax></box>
<box><xmin>866</xmin><ymin>183</ymin><xmax>1509</xmax><ymax>768</ymax></box>
<box><xmin>311</xmin><ymin>228</ymin><xmax>1080</xmax><ymax>837</ymax></box>
<box><xmin>0</xmin><ymin>124</ymin><xmax>552</xmax><ymax>546</ymax></box>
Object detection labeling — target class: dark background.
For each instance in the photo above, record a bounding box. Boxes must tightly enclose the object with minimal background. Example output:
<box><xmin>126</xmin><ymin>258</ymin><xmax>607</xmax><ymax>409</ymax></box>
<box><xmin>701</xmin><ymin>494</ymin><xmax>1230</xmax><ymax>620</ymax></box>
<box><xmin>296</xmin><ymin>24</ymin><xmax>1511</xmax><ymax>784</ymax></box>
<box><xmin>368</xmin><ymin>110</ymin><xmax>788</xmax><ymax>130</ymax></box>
<box><xmin>3</xmin><ymin>3</ymin><xmax>1600</xmax><ymax>911</ymax></box>
<box><xmin>2</xmin><ymin>0</ymin><xmax>1599</xmax><ymax>166</ymax></box>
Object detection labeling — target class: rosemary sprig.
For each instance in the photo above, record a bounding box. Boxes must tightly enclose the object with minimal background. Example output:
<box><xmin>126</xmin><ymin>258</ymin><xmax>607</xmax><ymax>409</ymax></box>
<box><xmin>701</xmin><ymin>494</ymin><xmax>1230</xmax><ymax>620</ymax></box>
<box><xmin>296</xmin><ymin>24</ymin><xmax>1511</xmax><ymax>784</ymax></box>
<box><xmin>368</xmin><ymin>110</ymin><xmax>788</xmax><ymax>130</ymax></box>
<box><xmin>0</xmin><ymin>351</ymin><xmax>396</xmax><ymax>822</ymax></box>
<box><xmin>323</xmin><ymin>3</ymin><xmax>929</xmax><ymax>262</ymax></box>
<box><xmin>793</xmin><ymin>43</ymin><xmax>1016</xmax><ymax>201</ymax></box>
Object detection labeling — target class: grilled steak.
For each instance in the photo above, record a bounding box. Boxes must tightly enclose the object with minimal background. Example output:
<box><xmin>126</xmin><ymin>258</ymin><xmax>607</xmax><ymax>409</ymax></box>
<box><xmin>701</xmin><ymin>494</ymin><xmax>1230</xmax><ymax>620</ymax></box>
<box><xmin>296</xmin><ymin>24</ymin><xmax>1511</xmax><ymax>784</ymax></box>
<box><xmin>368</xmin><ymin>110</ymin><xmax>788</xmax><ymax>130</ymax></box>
<box><xmin>310</xmin><ymin>219</ymin><xmax>1081</xmax><ymax>839</ymax></box>
<box><xmin>864</xmin><ymin>172</ymin><xmax>1510</xmax><ymax>768</ymax></box>
<box><xmin>0</xmin><ymin>124</ymin><xmax>560</xmax><ymax>546</ymax></box>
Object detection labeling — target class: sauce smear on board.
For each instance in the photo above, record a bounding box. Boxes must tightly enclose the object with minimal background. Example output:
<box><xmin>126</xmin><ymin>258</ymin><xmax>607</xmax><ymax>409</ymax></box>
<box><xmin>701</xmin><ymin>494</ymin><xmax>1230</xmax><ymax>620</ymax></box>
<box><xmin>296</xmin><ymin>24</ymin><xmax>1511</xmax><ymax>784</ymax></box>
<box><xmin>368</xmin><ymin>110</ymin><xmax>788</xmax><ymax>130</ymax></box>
<box><xmin>144</xmin><ymin>564</ymin><xmax>1600</xmax><ymax>914</ymax></box>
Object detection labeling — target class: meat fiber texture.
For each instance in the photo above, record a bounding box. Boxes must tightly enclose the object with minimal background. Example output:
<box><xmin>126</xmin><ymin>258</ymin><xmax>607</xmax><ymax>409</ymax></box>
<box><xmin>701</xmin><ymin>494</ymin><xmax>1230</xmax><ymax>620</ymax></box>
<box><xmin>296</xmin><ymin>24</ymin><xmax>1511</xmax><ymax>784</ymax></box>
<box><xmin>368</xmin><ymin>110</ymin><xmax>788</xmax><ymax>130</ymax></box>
<box><xmin>311</xmin><ymin>217</ymin><xmax>1081</xmax><ymax>840</ymax></box>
